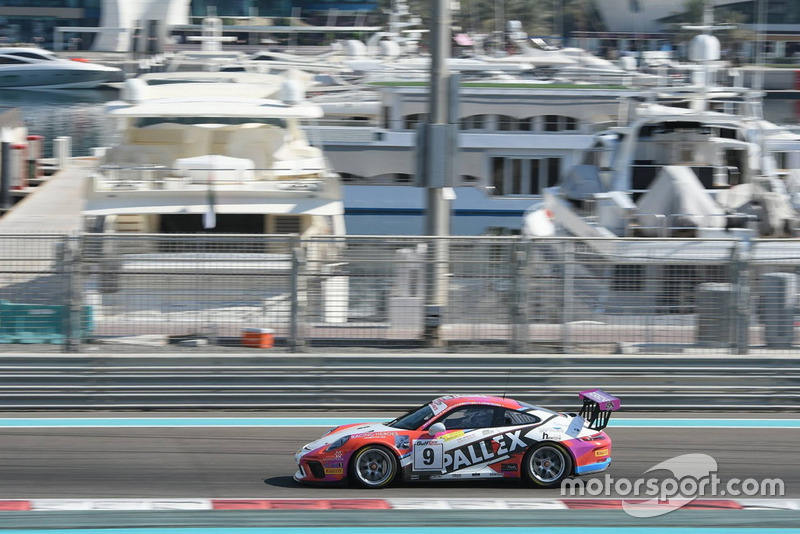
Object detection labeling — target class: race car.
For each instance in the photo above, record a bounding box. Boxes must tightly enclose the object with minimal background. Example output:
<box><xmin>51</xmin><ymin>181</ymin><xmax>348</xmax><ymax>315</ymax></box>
<box><xmin>294</xmin><ymin>389</ymin><xmax>619</xmax><ymax>489</ymax></box>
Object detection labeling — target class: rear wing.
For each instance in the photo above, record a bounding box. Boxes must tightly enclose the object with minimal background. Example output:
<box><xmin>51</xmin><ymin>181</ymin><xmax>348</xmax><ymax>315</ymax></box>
<box><xmin>578</xmin><ymin>389</ymin><xmax>621</xmax><ymax>431</ymax></box>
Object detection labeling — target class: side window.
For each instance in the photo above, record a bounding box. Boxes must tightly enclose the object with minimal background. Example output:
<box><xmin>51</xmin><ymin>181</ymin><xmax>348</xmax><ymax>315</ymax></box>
<box><xmin>502</xmin><ymin>409</ymin><xmax>541</xmax><ymax>426</ymax></box>
<box><xmin>438</xmin><ymin>406</ymin><xmax>497</xmax><ymax>430</ymax></box>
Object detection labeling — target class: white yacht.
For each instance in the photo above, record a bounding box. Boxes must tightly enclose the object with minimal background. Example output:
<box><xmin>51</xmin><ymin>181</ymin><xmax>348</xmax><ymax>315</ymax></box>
<box><xmin>83</xmin><ymin>71</ymin><xmax>350</xmax><ymax>324</ymax></box>
<box><xmin>519</xmin><ymin>33</ymin><xmax>800</xmax><ymax>321</ymax></box>
<box><xmin>85</xmin><ymin>72</ymin><xmax>345</xmax><ymax>240</ymax></box>
<box><xmin>0</xmin><ymin>47</ymin><xmax>122</xmax><ymax>89</ymax></box>
<box><xmin>528</xmin><ymin>26</ymin><xmax>800</xmax><ymax>243</ymax></box>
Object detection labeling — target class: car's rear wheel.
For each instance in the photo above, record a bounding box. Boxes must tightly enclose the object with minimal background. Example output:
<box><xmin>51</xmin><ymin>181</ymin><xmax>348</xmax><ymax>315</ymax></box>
<box><xmin>523</xmin><ymin>443</ymin><xmax>573</xmax><ymax>488</ymax></box>
<box><xmin>350</xmin><ymin>445</ymin><xmax>397</xmax><ymax>489</ymax></box>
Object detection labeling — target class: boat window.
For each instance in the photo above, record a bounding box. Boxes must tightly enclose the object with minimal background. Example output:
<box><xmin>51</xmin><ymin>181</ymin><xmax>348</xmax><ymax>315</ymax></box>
<box><xmin>8</xmin><ymin>52</ymin><xmax>54</xmax><ymax>60</ymax></box>
<box><xmin>0</xmin><ymin>57</ymin><xmax>27</xmax><ymax>64</ymax></box>
<box><xmin>272</xmin><ymin>215</ymin><xmax>302</xmax><ymax>234</ymax></box>
<box><xmin>547</xmin><ymin>158</ymin><xmax>560</xmax><ymax>187</ymax></box>
<box><xmin>491</xmin><ymin>157</ymin><xmax>505</xmax><ymax>195</ymax></box>
<box><xmin>135</xmin><ymin>117</ymin><xmax>286</xmax><ymax>128</ymax></box>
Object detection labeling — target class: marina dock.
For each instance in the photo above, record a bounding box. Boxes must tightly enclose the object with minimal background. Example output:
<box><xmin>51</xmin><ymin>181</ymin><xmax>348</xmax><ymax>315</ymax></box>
<box><xmin>0</xmin><ymin>159</ymin><xmax>93</xmax><ymax>234</ymax></box>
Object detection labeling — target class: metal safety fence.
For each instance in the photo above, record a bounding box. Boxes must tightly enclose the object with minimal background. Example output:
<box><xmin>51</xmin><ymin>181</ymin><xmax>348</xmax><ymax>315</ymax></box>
<box><xmin>2</xmin><ymin>233</ymin><xmax>800</xmax><ymax>354</ymax></box>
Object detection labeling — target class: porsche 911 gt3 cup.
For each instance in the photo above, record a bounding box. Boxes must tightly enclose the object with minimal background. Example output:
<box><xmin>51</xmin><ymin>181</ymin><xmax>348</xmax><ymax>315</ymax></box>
<box><xmin>294</xmin><ymin>389</ymin><xmax>619</xmax><ymax>488</ymax></box>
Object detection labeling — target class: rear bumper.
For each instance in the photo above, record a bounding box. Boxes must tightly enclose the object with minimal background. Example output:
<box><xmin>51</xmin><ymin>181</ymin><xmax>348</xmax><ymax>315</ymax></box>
<box><xmin>574</xmin><ymin>457</ymin><xmax>612</xmax><ymax>475</ymax></box>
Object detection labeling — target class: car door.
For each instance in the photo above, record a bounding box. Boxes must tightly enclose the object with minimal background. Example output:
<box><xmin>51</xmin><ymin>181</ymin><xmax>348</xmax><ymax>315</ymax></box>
<box><xmin>409</xmin><ymin>404</ymin><xmax>504</xmax><ymax>478</ymax></box>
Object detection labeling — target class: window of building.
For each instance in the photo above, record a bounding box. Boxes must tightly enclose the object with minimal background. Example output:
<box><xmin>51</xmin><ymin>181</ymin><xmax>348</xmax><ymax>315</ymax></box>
<box><xmin>461</xmin><ymin>114</ymin><xmax>488</xmax><ymax>130</ymax></box>
<box><xmin>491</xmin><ymin>156</ymin><xmax>561</xmax><ymax>195</ymax></box>
<box><xmin>496</xmin><ymin>114</ymin><xmax>517</xmax><ymax>131</ymax></box>
<box><xmin>404</xmin><ymin>113</ymin><xmax>427</xmax><ymax>130</ymax></box>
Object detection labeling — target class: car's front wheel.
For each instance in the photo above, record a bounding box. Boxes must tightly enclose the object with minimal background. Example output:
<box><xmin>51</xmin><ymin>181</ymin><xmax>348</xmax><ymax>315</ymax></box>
<box><xmin>523</xmin><ymin>443</ymin><xmax>573</xmax><ymax>488</ymax></box>
<box><xmin>350</xmin><ymin>445</ymin><xmax>397</xmax><ymax>489</ymax></box>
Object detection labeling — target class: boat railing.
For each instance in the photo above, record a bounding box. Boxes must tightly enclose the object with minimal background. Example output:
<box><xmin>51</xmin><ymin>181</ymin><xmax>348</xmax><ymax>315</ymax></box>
<box><xmin>94</xmin><ymin>164</ymin><xmax>331</xmax><ymax>192</ymax></box>
<box><xmin>626</xmin><ymin>212</ymin><xmax>757</xmax><ymax>237</ymax></box>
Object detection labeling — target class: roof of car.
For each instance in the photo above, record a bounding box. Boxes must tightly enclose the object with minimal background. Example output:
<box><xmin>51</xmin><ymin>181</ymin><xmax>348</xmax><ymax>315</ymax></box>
<box><xmin>432</xmin><ymin>394</ymin><xmax>524</xmax><ymax>410</ymax></box>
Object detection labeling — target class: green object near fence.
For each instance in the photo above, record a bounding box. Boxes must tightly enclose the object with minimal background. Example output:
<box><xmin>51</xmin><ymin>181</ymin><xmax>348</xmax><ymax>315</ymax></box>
<box><xmin>0</xmin><ymin>300</ymin><xmax>93</xmax><ymax>344</ymax></box>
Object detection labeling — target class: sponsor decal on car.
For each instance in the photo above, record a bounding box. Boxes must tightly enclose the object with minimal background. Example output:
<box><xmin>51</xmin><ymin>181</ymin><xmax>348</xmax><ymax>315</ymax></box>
<box><xmin>356</xmin><ymin>433</ymin><xmax>397</xmax><ymax>440</ymax></box>
<box><xmin>324</xmin><ymin>468</ymin><xmax>344</xmax><ymax>475</ymax></box>
<box><xmin>395</xmin><ymin>435</ymin><xmax>410</xmax><ymax>449</ymax></box>
<box><xmin>430</xmin><ymin>397</ymin><xmax>450</xmax><ymax>415</ymax></box>
<box><xmin>501</xmin><ymin>463</ymin><xmax>518</xmax><ymax>472</ymax></box>
<box><xmin>595</xmin><ymin>448</ymin><xmax>609</xmax><ymax>457</ymax></box>
<box><xmin>412</xmin><ymin>439</ymin><xmax>445</xmax><ymax>471</ymax></box>
<box><xmin>440</xmin><ymin>430</ymin><xmax>465</xmax><ymax>441</ymax></box>
<box><xmin>442</xmin><ymin>429</ymin><xmax>535</xmax><ymax>473</ymax></box>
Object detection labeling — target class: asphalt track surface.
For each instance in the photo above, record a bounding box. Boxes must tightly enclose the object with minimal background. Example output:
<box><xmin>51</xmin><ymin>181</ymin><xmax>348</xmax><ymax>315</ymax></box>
<box><xmin>0</xmin><ymin>420</ymin><xmax>796</xmax><ymax>499</ymax></box>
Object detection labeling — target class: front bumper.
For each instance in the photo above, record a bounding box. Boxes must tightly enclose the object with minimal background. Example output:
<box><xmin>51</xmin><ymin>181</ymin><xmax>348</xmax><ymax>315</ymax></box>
<box><xmin>294</xmin><ymin>448</ymin><xmax>350</xmax><ymax>484</ymax></box>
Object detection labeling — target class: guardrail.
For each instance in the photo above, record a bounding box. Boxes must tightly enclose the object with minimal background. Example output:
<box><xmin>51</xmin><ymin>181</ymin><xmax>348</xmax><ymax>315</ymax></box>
<box><xmin>0</xmin><ymin>354</ymin><xmax>797</xmax><ymax>411</ymax></box>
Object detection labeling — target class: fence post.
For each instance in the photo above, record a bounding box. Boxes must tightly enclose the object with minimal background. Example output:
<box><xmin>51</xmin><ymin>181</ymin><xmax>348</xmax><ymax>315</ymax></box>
<box><xmin>509</xmin><ymin>240</ymin><xmax>528</xmax><ymax>354</ymax></box>
<box><xmin>289</xmin><ymin>241</ymin><xmax>306</xmax><ymax>353</ymax></box>
<box><xmin>561</xmin><ymin>240</ymin><xmax>576</xmax><ymax>353</ymax></box>
<box><xmin>731</xmin><ymin>240</ymin><xmax>752</xmax><ymax>355</ymax></box>
<box><xmin>59</xmin><ymin>236</ymin><xmax>82</xmax><ymax>353</ymax></box>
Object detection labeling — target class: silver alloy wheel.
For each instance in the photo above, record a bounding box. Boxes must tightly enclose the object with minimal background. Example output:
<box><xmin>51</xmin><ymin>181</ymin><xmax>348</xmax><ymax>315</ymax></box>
<box><xmin>528</xmin><ymin>445</ymin><xmax>567</xmax><ymax>484</ymax></box>
<box><xmin>354</xmin><ymin>447</ymin><xmax>394</xmax><ymax>487</ymax></box>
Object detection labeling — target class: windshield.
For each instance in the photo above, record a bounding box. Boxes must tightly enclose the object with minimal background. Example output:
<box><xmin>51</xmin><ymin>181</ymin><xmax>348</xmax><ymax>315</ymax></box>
<box><xmin>386</xmin><ymin>403</ymin><xmax>435</xmax><ymax>430</ymax></box>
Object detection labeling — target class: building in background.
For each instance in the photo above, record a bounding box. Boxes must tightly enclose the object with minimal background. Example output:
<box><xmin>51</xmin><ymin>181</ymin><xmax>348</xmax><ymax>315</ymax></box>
<box><xmin>579</xmin><ymin>0</ymin><xmax>800</xmax><ymax>62</ymax></box>
<box><xmin>187</xmin><ymin>1</ymin><xmax>378</xmax><ymax>18</ymax></box>
<box><xmin>0</xmin><ymin>0</ymin><xmax>379</xmax><ymax>51</ymax></box>
<box><xmin>0</xmin><ymin>0</ymin><xmax>797</xmax><ymax>58</ymax></box>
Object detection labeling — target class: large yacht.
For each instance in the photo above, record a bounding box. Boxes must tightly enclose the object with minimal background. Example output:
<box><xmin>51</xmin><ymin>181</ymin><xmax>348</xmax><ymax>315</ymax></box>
<box><xmin>519</xmin><ymin>32</ymin><xmax>800</xmax><ymax>321</ymax></box>
<box><xmin>85</xmin><ymin>72</ymin><xmax>345</xmax><ymax>241</ymax></box>
<box><xmin>83</xmin><ymin>71</ymin><xmax>350</xmax><ymax>325</ymax></box>
<box><xmin>0</xmin><ymin>47</ymin><xmax>122</xmax><ymax>89</ymax></box>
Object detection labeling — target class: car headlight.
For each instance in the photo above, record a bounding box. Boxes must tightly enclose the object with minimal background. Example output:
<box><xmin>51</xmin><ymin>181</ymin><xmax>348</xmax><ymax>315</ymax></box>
<box><xmin>325</xmin><ymin>435</ymin><xmax>350</xmax><ymax>452</ymax></box>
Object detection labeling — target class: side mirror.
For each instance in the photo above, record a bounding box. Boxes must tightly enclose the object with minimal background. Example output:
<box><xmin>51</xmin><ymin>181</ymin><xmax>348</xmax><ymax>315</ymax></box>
<box><xmin>428</xmin><ymin>422</ymin><xmax>446</xmax><ymax>434</ymax></box>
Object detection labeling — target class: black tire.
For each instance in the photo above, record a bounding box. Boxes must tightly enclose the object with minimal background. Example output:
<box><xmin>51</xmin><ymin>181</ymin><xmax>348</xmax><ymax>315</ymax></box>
<box><xmin>522</xmin><ymin>443</ymin><xmax>573</xmax><ymax>488</ymax></box>
<box><xmin>349</xmin><ymin>445</ymin><xmax>398</xmax><ymax>489</ymax></box>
